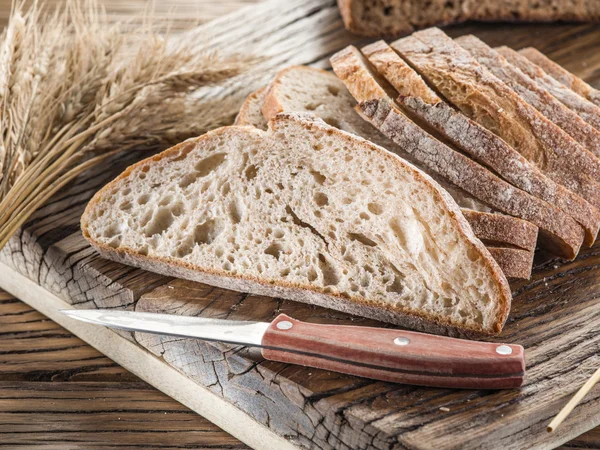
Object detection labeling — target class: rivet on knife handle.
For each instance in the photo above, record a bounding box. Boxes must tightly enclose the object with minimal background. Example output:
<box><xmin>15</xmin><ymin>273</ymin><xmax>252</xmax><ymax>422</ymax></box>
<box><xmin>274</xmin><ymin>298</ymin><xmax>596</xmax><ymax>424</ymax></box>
<box><xmin>261</xmin><ymin>314</ymin><xmax>525</xmax><ymax>389</ymax></box>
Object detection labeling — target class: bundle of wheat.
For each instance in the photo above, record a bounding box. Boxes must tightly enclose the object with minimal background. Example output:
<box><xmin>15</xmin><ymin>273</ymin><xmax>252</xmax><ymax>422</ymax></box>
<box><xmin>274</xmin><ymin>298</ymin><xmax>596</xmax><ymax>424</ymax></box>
<box><xmin>0</xmin><ymin>0</ymin><xmax>257</xmax><ymax>250</ymax></box>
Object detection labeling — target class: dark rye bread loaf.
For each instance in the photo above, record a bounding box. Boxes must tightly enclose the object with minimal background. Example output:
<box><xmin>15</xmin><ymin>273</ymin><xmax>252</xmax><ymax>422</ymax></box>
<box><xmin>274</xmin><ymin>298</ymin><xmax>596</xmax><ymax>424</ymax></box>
<box><xmin>330</xmin><ymin>45</ymin><xmax>583</xmax><ymax>259</ymax></box>
<box><xmin>337</xmin><ymin>0</ymin><xmax>600</xmax><ymax>38</ymax></box>
<box><xmin>519</xmin><ymin>47</ymin><xmax>600</xmax><ymax>107</ymax></box>
<box><xmin>361</xmin><ymin>39</ymin><xmax>600</xmax><ymax>247</ymax></box>
<box><xmin>391</xmin><ymin>29</ymin><xmax>600</xmax><ymax>224</ymax></box>
<box><xmin>457</xmin><ymin>35</ymin><xmax>600</xmax><ymax>160</ymax></box>
<box><xmin>258</xmin><ymin>66</ymin><xmax>537</xmax><ymax>278</ymax></box>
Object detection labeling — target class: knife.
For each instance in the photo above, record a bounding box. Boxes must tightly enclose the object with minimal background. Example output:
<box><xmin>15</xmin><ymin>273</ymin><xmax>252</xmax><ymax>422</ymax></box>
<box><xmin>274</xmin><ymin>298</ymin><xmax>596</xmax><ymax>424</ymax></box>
<box><xmin>60</xmin><ymin>309</ymin><xmax>525</xmax><ymax>389</ymax></box>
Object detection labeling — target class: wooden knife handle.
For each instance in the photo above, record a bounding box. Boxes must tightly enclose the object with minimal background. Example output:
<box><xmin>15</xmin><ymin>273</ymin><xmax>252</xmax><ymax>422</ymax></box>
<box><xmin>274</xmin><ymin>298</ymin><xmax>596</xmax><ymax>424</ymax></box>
<box><xmin>261</xmin><ymin>314</ymin><xmax>525</xmax><ymax>389</ymax></box>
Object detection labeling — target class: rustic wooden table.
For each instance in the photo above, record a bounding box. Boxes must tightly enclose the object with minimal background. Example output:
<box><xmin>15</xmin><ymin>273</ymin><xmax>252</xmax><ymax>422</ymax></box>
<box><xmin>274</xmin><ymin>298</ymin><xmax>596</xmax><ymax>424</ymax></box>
<box><xmin>0</xmin><ymin>1</ymin><xmax>599</xmax><ymax>449</ymax></box>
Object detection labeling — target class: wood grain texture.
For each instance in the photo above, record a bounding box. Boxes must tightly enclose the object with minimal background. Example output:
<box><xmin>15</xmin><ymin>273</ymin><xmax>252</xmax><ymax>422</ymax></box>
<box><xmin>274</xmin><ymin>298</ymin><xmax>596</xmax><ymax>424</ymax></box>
<box><xmin>0</xmin><ymin>290</ymin><xmax>248</xmax><ymax>449</ymax></box>
<box><xmin>1</xmin><ymin>0</ymin><xmax>600</xmax><ymax>449</ymax></box>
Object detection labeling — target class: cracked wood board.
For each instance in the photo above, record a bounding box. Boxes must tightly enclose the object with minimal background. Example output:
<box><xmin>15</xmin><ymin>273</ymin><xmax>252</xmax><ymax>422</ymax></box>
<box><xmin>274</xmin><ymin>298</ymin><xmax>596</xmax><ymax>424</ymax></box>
<box><xmin>1</xmin><ymin>0</ymin><xmax>600</xmax><ymax>448</ymax></box>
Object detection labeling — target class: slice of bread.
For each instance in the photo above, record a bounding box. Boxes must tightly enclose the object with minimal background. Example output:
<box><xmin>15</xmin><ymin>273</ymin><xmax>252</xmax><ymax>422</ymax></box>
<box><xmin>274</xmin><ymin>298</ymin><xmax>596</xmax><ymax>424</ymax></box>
<box><xmin>337</xmin><ymin>0</ymin><xmax>600</xmax><ymax>38</ymax></box>
<box><xmin>457</xmin><ymin>35</ymin><xmax>600</xmax><ymax>160</ymax></box>
<box><xmin>361</xmin><ymin>40</ymin><xmax>600</xmax><ymax>246</ymax></box>
<box><xmin>460</xmin><ymin>210</ymin><xmax>537</xmax><ymax>252</ymax></box>
<box><xmin>497</xmin><ymin>46</ymin><xmax>600</xmax><ymax>132</ymax></box>
<box><xmin>486</xmin><ymin>247</ymin><xmax>533</xmax><ymax>280</ymax></box>
<box><xmin>259</xmin><ymin>66</ymin><xmax>536</xmax><ymax>278</ymax></box>
<box><xmin>81</xmin><ymin>113</ymin><xmax>512</xmax><ymax>335</ymax></box>
<box><xmin>234</xmin><ymin>87</ymin><xmax>268</xmax><ymax>130</ymax></box>
<box><xmin>519</xmin><ymin>47</ymin><xmax>600</xmax><ymax>107</ymax></box>
<box><xmin>391</xmin><ymin>29</ymin><xmax>600</xmax><ymax>218</ymax></box>
<box><xmin>330</xmin><ymin>45</ymin><xmax>584</xmax><ymax>259</ymax></box>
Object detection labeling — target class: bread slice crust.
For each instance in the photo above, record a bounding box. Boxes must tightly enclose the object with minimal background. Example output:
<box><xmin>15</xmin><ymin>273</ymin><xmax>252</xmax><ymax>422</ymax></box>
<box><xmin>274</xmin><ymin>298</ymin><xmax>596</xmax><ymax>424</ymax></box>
<box><xmin>234</xmin><ymin>87</ymin><xmax>268</xmax><ymax>130</ymax></box>
<box><xmin>82</xmin><ymin>113</ymin><xmax>511</xmax><ymax>336</ymax></box>
<box><xmin>519</xmin><ymin>47</ymin><xmax>600</xmax><ymax>107</ymax></box>
<box><xmin>498</xmin><ymin>46</ymin><xmax>600</xmax><ymax>131</ymax></box>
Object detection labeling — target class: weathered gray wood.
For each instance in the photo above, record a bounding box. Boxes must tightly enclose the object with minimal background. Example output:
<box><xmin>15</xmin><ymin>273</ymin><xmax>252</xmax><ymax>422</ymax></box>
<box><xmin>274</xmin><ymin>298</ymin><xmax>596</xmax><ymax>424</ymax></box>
<box><xmin>1</xmin><ymin>1</ymin><xmax>600</xmax><ymax>449</ymax></box>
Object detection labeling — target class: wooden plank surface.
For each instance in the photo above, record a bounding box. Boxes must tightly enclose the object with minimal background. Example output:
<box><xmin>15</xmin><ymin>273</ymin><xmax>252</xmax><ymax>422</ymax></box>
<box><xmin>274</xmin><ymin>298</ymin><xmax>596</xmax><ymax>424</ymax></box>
<box><xmin>0</xmin><ymin>290</ymin><xmax>249</xmax><ymax>449</ymax></box>
<box><xmin>2</xmin><ymin>0</ymin><xmax>600</xmax><ymax>449</ymax></box>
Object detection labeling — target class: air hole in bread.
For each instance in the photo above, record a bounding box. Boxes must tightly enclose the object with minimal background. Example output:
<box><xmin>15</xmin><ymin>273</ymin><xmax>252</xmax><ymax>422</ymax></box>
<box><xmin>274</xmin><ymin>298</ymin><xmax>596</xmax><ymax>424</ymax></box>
<box><xmin>314</xmin><ymin>192</ymin><xmax>328</xmax><ymax>206</ymax></box>
<box><xmin>194</xmin><ymin>153</ymin><xmax>226</xmax><ymax>176</ymax></box>
<box><xmin>323</xmin><ymin>117</ymin><xmax>341</xmax><ymax>128</ymax></box>
<box><xmin>389</xmin><ymin>218</ymin><xmax>408</xmax><ymax>250</ymax></box>
<box><xmin>310</xmin><ymin>170</ymin><xmax>326</xmax><ymax>184</ymax></box>
<box><xmin>228</xmin><ymin>199</ymin><xmax>243</xmax><ymax>224</ymax></box>
<box><xmin>194</xmin><ymin>219</ymin><xmax>222</xmax><ymax>245</ymax></box>
<box><xmin>138</xmin><ymin>194</ymin><xmax>150</xmax><ymax>205</ymax></box>
<box><xmin>176</xmin><ymin>240</ymin><xmax>194</xmax><ymax>258</ymax></box>
<box><xmin>265</xmin><ymin>243</ymin><xmax>284</xmax><ymax>259</ymax></box>
<box><xmin>276</xmin><ymin>182</ymin><xmax>284</xmax><ymax>190</ymax></box>
<box><xmin>119</xmin><ymin>201</ymin><xmax>132</xmax><ymax>212</ymax></box>
<box><xmin>107</xmin><ymin>235</ymin><xmax>122</xmax><ymax>248</ymax></box>
<box><xmin>245</xmin><ymin>164</ymin><xmax>258</xmax><ymax>180</ymax></box>
<box><xmin>305</xmin><ymin>102</ymin><xmax>322</xmax><ymax>111</ymax></box>
<box><xmin>342</xmin><ymin>197</ymin><xmax>353</xmax><ymax>205</ymax></box>
<box><xmin>318</xmin><ymin>253</ymin><xmax>339</xmax><ymax>286</ymax></box>
<box><xmin>280</xmin><ymin>268</ymin><xmax>290</xmax><ymax>277</ymax></box>
<box><xmin>360</xmin><ymin>212</ymin><xmax>370</xmax><ymax>220</ymax></box>
<box><xmin>221</xmin><ymin>182</ymin><xmax>231</xmax><ymax>195</ymax></box>
<box><xmin>312</xmin><ymin>143</ymin><xmax>323</xmax><ymax>151</ymax></box>
<box><xmin>144</xmin><ymin>207</ymin><xmax>174</xmax><ymax>237</ymax></box>
<box><xmin>171</xmin><ymin>202</ymin><xmax>184</xmax><ymax>217</ymax></box>
<box><xmin>327</xmin><ymin>85</ymin><xmax>340</xmax><ymax>96</ymax></box>
<box><xmin>307</xmin><ymin>267</ymin><xmax>318</xmax><ymax>282</ymax></box>
<box><xmin>348</xmin><ymin>233</ymin><xmax>377</xmax><ymax>247</ymax></box>
<box><xmin>368</xmin><ymin>203</ymin><xmax>384</xmax><ymax>215</ymax></box>
<box><xmin>274</xmin><ymin>229</ymin><xmax>284</xmax><ymax>239</ymax></box>
<box><xmin>159</xmin><ymin>195</ymin><xmax>173</xmax><ymax>207</ymax></box>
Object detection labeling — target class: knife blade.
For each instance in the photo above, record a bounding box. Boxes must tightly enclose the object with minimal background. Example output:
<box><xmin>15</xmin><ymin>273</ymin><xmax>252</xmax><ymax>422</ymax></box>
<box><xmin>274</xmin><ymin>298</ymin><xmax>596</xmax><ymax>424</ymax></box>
<box><xmin>61</xmin><ymin>309</ymin><xmax>525</xmax><ymax>389</ymax></box>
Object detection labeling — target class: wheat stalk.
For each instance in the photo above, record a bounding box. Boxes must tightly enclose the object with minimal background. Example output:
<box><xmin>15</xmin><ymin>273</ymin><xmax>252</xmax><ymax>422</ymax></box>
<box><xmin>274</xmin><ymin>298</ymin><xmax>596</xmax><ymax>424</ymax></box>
<box><xmin>0</xmin><ymin>0</ymin><xmax>257</xmax><ymax>251</ymax></box>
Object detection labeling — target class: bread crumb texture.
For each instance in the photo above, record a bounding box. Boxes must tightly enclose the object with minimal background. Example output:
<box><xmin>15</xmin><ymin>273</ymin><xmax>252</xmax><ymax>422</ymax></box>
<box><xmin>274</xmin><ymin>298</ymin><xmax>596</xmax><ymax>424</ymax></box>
<box><xmin>82</xmin><ymin>114</ymin><xmax>506</xmax><ymax>332</ymax></box>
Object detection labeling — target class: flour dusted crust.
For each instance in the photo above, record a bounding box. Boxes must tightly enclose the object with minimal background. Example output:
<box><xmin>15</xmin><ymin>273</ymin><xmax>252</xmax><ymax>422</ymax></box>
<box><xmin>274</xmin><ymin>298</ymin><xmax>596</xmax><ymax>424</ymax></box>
<box><xmin>497</xmin><ymin>46</ymin><xmax>600</xmax><ymax>132</ymax></box>
<box><xmin>519</xmin><ymin>47</ymin><xmax>600</xmax><ymax>107</ymax></box>
<box><xmin>82</xmin><ymin>113</ymin><xmax>512</xmax><ymax>336</ymax></box>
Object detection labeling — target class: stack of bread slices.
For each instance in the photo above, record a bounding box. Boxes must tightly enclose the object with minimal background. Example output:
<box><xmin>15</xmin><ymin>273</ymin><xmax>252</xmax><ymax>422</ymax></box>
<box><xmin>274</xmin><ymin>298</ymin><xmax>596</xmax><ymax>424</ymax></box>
<box><xmin>236</xmin><ymin>27</ymin><xmax>600</xmax><ymax>281</ymax></box>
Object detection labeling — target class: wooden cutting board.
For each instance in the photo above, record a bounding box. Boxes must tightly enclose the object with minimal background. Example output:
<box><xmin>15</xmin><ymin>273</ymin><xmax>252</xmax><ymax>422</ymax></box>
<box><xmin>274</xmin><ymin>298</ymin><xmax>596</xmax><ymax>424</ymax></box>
<box><xmin>1</xmin><ymin>1</ymin><xmax>600</xmax><ymax>448</ymax></box>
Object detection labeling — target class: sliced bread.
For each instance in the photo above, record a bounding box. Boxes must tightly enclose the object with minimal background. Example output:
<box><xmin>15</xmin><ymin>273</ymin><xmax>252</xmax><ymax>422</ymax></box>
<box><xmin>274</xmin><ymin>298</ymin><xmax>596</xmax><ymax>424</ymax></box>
<box><xmin>497</xmin><ymin>46</ymin><xmax>600</xmax><ymax>132</ymax></box>
<box><xmin>457</xmin><ymin>35</ymin><xmax>600</xmax><ymax>159</ymax></box>
<box><xmin>234</xmin><ymin>87</ymin><xmax>268</xmax><ymax>130</ymax></box>
<box><xmin>391</xmin><ymin>29</ymin><xmax>600</xmax><ymax>216</ymax></box>
<box><xmin>331</xmin><ymin>45</ymin><xmax>584</xmax><ymax>259</ymax></box>
<box><xmin>460</xmin><ymin>210</ymin><xmax>537</xmax><ymax>252</ymax></box>
<box><xmin>361</xmin><ymin>39</ymin><xmax>600</xmax><ymax>245</ymax></box>
<box><xmin>519</xmin><ymin>47</ymin><xmax>600</xmax><ymax>107</ymax></box>
<box><xmin>486</xmin><ymin>247</ymin><xmax>533</xmax><ymax>280</ymax></box>
<box><xmin>259</xmin><ymin>66</ymin><xmax>537</xmax><ymax>278</ymax></box>
<box><xmin>81</xmin><ymin>112</ymin><xmax>512</xmax><ymax>335</ymax></box>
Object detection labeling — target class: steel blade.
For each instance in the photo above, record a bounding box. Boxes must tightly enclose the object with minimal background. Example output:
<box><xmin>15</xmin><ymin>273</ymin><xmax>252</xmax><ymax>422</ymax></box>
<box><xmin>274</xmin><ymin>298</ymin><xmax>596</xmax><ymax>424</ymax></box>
<box><xmin>61</xmin><ymin>309</ymin><xmax>270</xmax><ymax>347</ymax></box>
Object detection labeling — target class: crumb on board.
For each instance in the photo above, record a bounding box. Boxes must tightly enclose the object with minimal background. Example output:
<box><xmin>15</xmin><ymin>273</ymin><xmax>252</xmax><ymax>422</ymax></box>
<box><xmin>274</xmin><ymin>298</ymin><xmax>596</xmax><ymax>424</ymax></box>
<box><xmin>439</xmin><ymin>407</ymin><xmax>450</xmax><ymax>412</ymax></box>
